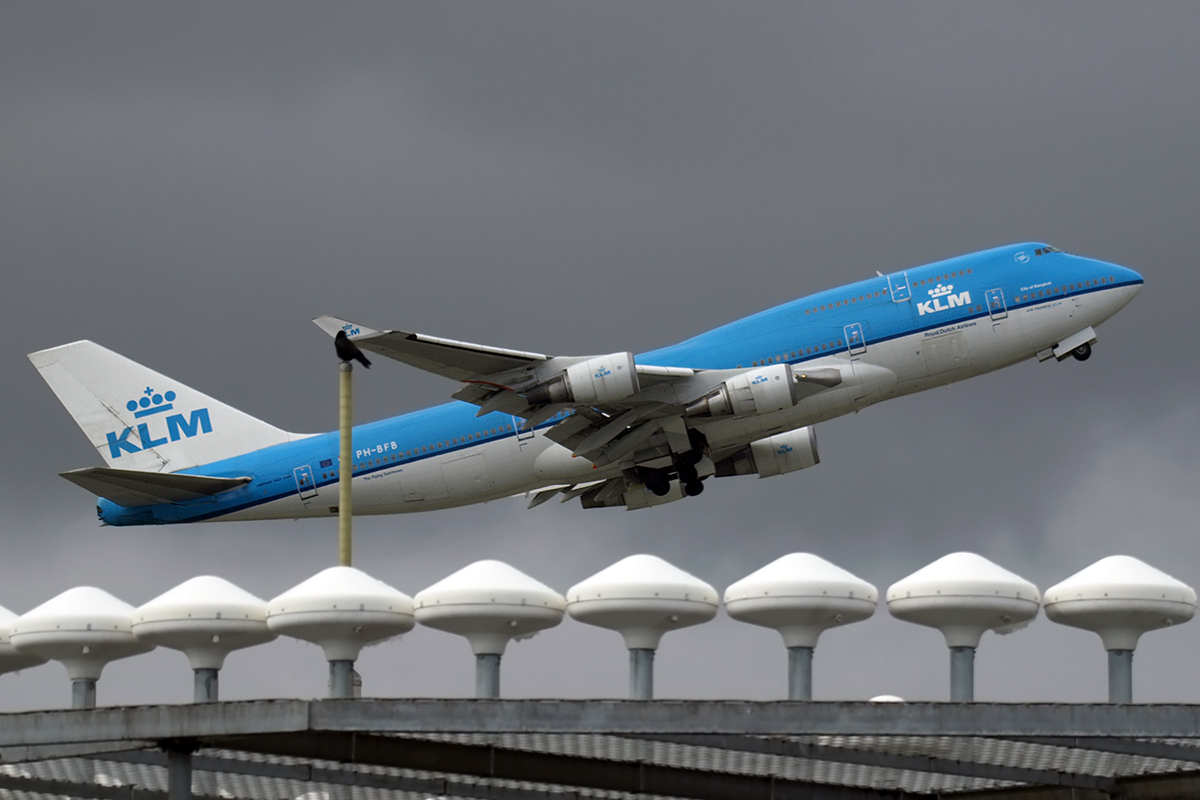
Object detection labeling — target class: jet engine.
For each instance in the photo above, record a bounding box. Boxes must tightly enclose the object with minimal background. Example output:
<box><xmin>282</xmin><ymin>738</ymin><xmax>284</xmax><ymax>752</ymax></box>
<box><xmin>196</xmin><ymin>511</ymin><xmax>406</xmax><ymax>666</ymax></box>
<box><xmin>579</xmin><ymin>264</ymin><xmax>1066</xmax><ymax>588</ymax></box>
<box><xmin>685</xmin><ymin>363</ymin><xmax>798</xmax><ymax>418</ymax></box>
<box><xmin>713</xmin><ymin>427</ymin><xmax>820</xmax><ymax>478</ymax></box>
<box><xmin>525</xmin><ymin>352</ymin><xmax>640</xmax><ymax>406</ymax></box>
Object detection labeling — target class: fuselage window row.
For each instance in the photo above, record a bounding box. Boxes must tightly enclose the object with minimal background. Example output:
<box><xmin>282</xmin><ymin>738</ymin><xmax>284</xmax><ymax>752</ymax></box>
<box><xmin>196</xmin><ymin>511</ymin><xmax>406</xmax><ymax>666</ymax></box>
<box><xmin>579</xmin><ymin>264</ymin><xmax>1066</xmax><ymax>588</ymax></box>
<box><xmin>317</xmin><ymin>422</ymin><xmax>522</xmax><ymax>480</ymax></box>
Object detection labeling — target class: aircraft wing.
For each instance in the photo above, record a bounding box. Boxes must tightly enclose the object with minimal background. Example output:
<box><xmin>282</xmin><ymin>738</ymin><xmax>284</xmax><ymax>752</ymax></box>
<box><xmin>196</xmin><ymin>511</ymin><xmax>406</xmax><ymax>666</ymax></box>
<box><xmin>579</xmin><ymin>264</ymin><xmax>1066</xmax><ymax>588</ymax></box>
<box><xmin>313</xmin><ymin>316</ymin><xmax>547</xmax><ymax>382</ymax></box>
<box><xmin>314</xmin><ymin>316</ymin><xmax>840</xmax><ymax>469</ymax></box>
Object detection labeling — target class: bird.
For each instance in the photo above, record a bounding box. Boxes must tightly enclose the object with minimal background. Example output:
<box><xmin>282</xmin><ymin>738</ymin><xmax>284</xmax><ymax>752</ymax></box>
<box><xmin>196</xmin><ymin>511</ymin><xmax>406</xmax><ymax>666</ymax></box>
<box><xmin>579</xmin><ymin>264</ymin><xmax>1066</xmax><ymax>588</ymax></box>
<box><xmin>334</xmin><ymin>330</ymin><xmax>371</xmax><ymax>368</ymax></box>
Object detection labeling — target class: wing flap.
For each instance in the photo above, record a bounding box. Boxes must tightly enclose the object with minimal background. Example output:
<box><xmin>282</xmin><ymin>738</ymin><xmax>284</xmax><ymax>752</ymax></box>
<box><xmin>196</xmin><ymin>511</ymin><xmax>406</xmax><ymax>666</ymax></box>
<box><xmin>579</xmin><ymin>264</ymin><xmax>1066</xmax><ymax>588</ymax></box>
<box><xmin>61</xmin><ymin>467</ymin><xmax>251</xmax><ymax>506</ymax></box>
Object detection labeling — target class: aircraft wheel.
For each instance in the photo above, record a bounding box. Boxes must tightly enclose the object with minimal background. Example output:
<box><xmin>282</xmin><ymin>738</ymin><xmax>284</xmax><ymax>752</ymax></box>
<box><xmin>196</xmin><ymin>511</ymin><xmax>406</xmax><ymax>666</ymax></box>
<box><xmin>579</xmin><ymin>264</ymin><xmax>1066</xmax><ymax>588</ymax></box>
<box><xmin>677</xmin><ymin>463</ymin><xmax>699</xmax><ymax>484</ymax></box>
<box><xmin>648</xmin><ymin>480</ymin><xmax>671</xmax><ymax>497</ymax></box>
<box><xmin>1072</xmin><ymin>343</ymin><xmax>1092</xmax><ymax>362</ymax></box>
<box><xmin>683</xmin><ymin>480</ymin><xmax>704</xmax><ymax>497</ymax></box>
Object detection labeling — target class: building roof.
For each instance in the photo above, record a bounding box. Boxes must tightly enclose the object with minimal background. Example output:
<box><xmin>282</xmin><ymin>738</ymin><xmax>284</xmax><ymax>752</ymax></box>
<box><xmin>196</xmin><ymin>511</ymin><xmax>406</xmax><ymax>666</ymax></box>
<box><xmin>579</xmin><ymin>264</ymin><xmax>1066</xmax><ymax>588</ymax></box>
<box><xmin>3</xmin><ymin>700</ymin><xmax>1200</xmax><ymax>800</ymax></box>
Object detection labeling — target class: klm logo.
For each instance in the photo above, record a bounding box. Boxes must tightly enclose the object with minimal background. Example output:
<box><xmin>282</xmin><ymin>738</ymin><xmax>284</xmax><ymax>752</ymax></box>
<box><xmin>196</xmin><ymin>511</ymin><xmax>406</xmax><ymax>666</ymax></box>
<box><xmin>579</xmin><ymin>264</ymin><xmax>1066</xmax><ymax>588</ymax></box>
<box><xmin>105</xmin><ymin>387</ymin><xmax>212</xmax><ymax>459</ymax></box>
<box><xmin>751</xmin><ymin>374</ymin><xmax>770</xmax><ymax>385</ymax></box>
<box><xmin>917</xmin><ymin>283</ymin><xmax>972</xmax><ymax>317</ymax></box>
<box><xmin>341</xmin><ymin>323</ymin><xmax>361</xmax><ymax>336</ymax></box>
<box><xmin>776</xmin><ymin>444</ymin><xmax>794</xmax><ymax>455</ymax></box>
<box><xmin>594</xmin><ymin>367</ymin><xmax>612</xmax><ymax>379</ymax></box>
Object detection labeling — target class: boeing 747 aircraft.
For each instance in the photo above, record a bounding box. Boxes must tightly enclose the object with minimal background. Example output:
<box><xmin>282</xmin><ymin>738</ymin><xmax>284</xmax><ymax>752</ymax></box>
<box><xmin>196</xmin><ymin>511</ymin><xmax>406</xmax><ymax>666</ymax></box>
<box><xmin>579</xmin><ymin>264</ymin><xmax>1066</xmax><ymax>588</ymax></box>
<box><xmin>30</xmin><ymin>243</ymin><xmax>1142</xmax><ymax>526</ymax></box>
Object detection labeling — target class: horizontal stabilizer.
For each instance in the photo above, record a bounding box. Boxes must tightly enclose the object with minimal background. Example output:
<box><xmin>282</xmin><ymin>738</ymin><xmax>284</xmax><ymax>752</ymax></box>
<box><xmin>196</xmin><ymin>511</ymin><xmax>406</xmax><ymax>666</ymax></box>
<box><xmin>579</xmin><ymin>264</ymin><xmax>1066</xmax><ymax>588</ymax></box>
<box><xmin>60</xmin><ymin>467</ymin><xmax>251</xmax><ymax>507</ymax></box>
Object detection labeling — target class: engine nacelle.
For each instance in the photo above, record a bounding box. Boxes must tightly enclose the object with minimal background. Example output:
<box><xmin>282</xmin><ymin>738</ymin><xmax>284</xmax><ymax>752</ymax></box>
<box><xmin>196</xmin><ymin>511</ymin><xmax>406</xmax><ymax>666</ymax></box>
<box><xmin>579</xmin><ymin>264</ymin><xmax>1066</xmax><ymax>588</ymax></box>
<box><xmin>525</xmin><ymin>352</ymin><xmax>640</xmax><ymax>406</ymax></box>
<box><xmin>713</xmin><ymin>427</ymin><xmax>820</xmax><ymax>478</ymax></box>
<box><xmin>685</xmin><ymin>363</ymin><xmax>798</xmax><ymax>418</ymax></box>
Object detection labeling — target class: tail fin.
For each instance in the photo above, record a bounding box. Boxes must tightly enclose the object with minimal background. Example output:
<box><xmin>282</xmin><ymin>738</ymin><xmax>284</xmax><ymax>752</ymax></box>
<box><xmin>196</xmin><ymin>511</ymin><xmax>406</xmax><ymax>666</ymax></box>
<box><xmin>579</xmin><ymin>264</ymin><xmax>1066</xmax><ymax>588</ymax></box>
<box><xmin>29</xmin><ymin>341</ymin><xmax>299</xmax><ymax>473</ymax></box>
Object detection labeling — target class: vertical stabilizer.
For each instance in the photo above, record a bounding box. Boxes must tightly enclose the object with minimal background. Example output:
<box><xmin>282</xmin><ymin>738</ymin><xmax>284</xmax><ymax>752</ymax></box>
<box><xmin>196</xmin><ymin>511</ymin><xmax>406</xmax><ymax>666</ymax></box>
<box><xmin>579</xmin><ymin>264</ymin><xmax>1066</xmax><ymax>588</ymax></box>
<box><xmin>29</xmin><ymin>341</ymin><xmax>300</xmax><ymax>473</ymax></box>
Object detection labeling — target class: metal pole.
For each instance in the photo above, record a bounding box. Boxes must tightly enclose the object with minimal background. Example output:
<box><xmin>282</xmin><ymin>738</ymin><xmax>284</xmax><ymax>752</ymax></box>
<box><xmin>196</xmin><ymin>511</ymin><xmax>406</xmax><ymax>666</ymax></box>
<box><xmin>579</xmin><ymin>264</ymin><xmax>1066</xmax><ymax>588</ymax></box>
<box><xmin>629</xmin><ymin>649</ymin><xmax>654</xmax><ymax>700</ymax></box>
<box><xmin>167</xmin><ymin>749</ymin><xmax>192</xmax><ymax>800</ymax></box>
<box><xmin>476</xmin><ymin>654</ymin><xmax>501</xmax><ymax>699</ymax></box>
<box><xmin>193</xmin><ymin>669</ymin><xmax>219</xmax><ymax>703</ymax></box>
<box><xmin>71</xmin><ymin>679</ymin><xmax>96</xmax><ymax>709</ymax></box>
<box><xmin>787</xmin><ymin>646</ymin><xmax>813</xmax><ymax>701</ymax></box>
<box><xmin>949</xmin><ymin>646</ymin><xmax>975</xmax><ymax>702</ymax></box>
<box><xmin>1108</xmin><ymin>649</ymin><xmax>1133</xmax><ymax>703</ymax></box>
<box><xmin>329</xmin><ymin>660</ymin><xmax>354</xmax><ymax>699</ymax></box>
<box><xmin>338</xmin><ymin>362</ymin><xmax>353</xmax><ymax>567</ymax></box>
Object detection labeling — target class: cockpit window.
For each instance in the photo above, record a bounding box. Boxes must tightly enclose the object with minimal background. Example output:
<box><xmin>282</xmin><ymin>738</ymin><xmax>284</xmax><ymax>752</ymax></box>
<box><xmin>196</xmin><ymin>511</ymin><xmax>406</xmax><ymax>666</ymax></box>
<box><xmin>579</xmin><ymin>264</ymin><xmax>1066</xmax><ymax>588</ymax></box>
<box><xmin>1034</xmin><ymin>246</ymin><xmax>1063</xmax><ymax>256</ymax></box>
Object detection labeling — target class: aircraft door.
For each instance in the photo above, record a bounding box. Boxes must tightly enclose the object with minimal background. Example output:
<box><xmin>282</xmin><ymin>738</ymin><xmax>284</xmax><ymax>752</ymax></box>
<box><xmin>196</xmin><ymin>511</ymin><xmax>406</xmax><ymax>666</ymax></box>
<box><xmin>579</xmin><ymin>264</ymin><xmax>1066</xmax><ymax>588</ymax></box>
<box><xmin>293</xmin><ymin>465</ymin><xmax>318</xmax><ymax>500</ymax></box>
<box><xmin>887</xmin><ymin>272</ymin><xmax>911</xmax><ymax>302</ymax></box>
<box><xmin>844</xmin><ymin>323</ymin><xmax>866</xmax><ymax>356</ymax></box>
<box><xmin>986</xmin><ymin>288</ymin><xmax>1008</xmax><ymax>320</ymax></box>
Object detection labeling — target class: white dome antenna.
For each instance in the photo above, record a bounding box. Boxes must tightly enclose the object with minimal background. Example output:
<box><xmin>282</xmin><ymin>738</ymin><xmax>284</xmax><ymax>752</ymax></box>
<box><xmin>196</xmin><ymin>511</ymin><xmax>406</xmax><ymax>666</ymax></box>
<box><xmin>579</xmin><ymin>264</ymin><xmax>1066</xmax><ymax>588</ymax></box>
<box><xmin>567</xmin><ymin>555</ymin><xmax>718</xmax><ymax>700</ymax></box>
<box><xmin>1044</xmin><ymin>555</ymin><xmax>1196</xmax><ymax>703</ymax></box>
<box><xmin>887</xmin><ymin>553</ymin><xmax>1040</xmax><ymax>702</ymax></box>
<box><xmin>725</xmin><ymin>553</ymin><xmax>877</xmax><ymax>700</ymax></box>
<box><xmin>0</xmin><ymin>605</ymin><xmax>48</xmax><ymax>677</ymax></box>
<box><xmin>414</xmin><ymin>560</ymin><xmax>565</xmax><ymax>698</ymax></box>
<box><xmin>133</xmin><ymin>576</ymin><xmax>277</xmax><ymax>703</ymax></box>
<box><xmin>10</xmin><ymin>588</ymin><xmax>155</xmax><ymax>708</ymax></box>
<box><xmin>267</xmin><ymin>567</ymin><xmax>414</xmax><ymax>698</ymax></box>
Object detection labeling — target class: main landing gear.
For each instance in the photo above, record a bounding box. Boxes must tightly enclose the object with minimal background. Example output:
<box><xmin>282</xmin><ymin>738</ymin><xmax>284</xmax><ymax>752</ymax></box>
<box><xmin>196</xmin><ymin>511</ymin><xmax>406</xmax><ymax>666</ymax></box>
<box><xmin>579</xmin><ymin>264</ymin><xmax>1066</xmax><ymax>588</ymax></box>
<box><xmin>674</xmin><ymin>429</ymin><xmax>707</xmax><ymax>497</ymax></box>
<box><xmin>1072</xmin><ymin>342</ymin><xmax>1092</xmax><ymax>362</ymax></box>
<box><xmin>636</xmin><ymin>430</ymin><xmax>708</xmax><ymax>498</ymax></box>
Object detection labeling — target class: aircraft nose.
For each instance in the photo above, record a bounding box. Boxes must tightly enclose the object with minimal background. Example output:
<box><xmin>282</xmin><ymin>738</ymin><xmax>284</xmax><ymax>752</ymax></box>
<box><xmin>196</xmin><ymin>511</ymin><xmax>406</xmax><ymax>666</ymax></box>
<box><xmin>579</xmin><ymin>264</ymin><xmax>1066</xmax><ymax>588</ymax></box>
<box><xmin>1085</xmin><ymin>257</ymin><xmax>1143</xmax><ymax>291</ymax></box>
<box><xmin>1109</xmin><ymin>262</ymin><xmax>1144</xmax><ymax>292</ymax></box>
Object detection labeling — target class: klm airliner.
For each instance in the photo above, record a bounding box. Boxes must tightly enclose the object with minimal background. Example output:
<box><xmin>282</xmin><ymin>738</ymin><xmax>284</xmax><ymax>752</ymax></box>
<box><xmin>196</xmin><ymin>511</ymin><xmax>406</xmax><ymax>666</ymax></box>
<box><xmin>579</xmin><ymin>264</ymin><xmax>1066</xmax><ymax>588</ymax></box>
<box><xmin>30</xmin><ymin>243</ymin><xmax>1142</xmax><ymax>526</ymax></box>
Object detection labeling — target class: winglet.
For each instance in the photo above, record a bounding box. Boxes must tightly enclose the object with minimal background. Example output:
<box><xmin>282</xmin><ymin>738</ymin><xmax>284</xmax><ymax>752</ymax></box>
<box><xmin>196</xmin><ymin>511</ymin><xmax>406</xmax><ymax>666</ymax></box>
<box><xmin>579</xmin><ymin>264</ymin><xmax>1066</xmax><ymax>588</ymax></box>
<box><xmin>313</xmin><ymin>316</ymin><xmax>383</xmax><ymax>340</ymax></box>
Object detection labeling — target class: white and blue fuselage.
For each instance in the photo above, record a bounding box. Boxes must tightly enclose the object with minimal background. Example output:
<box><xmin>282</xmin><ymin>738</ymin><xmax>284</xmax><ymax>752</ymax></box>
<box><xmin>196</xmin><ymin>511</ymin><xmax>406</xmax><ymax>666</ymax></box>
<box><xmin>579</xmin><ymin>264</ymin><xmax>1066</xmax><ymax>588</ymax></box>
<box><xmin>46</xmin><ymin>243</ymin><xmax>1139</xmax><ymax>526</ymax></box>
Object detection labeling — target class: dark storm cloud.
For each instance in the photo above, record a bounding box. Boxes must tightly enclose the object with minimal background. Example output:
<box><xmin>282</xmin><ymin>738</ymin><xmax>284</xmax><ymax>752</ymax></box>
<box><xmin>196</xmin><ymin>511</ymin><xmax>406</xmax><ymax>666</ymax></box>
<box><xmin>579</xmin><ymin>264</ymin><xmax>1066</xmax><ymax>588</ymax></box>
<box><xmin>2</xmin><ymin>3</ymin><xmax>1199</xmax><ymax>709</ymax></box>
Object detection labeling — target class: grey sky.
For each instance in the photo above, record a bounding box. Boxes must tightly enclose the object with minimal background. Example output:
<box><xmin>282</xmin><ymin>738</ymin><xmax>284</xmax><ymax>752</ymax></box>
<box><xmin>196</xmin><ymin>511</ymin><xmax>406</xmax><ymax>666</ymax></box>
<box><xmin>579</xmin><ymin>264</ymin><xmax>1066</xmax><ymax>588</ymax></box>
<box><xmin>2</xmin><ymin>2</ymin><xmax>1199</xmax><ymax>710</ymax></box>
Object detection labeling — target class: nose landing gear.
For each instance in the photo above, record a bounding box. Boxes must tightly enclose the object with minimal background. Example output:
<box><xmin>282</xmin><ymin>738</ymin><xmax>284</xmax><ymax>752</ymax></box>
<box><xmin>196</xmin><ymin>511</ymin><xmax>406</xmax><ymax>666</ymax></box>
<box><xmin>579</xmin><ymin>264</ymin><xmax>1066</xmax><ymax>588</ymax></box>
<box><xmin>1072</xmin><ymin>342</ymin><xmax>1092</xmax><ymax>362</ymax></box>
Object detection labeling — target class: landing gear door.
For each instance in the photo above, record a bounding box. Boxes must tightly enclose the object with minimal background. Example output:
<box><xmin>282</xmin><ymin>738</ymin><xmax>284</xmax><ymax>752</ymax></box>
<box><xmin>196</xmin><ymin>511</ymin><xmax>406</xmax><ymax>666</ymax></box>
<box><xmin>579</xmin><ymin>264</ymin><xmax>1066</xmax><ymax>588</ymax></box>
<box><xmin>844</xmin><ymin>323</ymin><xmax>866</xmax><ymax>356</ymax></box>
<box><xmin>986</xmin><ymin>288</ymin><xmax>1008</xmax><ymax>320</ymax></box>
<box><xmin>293</xmin><ymin>465</ymin><xmax>318</xmax><ymax>500</ymax></box>
<box><xmin>887</xmin><ymin>272</ymin><xmax>911</xmax><ymax>302</ymax></box>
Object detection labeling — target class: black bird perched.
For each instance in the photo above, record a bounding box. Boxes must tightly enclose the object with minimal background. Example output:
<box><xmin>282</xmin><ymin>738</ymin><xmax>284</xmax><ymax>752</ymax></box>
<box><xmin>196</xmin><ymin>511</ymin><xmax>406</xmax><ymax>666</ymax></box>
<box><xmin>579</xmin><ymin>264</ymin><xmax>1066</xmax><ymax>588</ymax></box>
<box><xmin>334</xmin><ymin>330</ymin><xmax>371</xmax><ymax>368</ymax></box>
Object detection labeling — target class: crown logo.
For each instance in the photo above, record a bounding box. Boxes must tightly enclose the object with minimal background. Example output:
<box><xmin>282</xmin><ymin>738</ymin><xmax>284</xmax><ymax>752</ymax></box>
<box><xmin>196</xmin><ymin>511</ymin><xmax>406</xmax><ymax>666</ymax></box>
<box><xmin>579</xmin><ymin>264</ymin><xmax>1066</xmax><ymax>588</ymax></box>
<box><xmin>929</xmin><ymin>283</ymin><xmax>954</xmax><ymax>298</ymax></box>
<box><xmin>125</xmin><ymin>387</ymin><xmax>177</xmax><ymax>418</ymax></box>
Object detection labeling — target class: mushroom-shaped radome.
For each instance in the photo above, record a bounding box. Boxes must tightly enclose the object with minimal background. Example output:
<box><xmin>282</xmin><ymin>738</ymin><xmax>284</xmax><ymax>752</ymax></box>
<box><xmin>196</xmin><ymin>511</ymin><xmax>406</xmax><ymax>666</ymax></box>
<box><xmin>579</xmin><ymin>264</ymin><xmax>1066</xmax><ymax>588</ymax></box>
<box><xmin>886</xmin><ymin>553</ymin><xmax>1040</xmax><ymax>648</ymax></box>
<box><xmin>725</xmin><ymin>553</ymin><xmax>877</xmax><ymax>648</ymax></box>
<box><xmin>1043</xmin><ymin>555</ymin><xmax>1196</xmax><ymax>651</ymax></box>
<box><xmin>414</xmin><ymin>560</ymin><xmax>565</xmax><ymax>655</ymax></box>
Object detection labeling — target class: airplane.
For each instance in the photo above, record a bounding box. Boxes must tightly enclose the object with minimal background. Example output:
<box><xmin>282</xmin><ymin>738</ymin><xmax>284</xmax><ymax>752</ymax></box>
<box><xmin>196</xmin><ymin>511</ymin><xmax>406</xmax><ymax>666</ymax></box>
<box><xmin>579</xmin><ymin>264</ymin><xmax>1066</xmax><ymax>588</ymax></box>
<box><xmin>29</xmin><ymin>243</ymin><xmax>1142</xmax><ymax>526</ymax></box>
